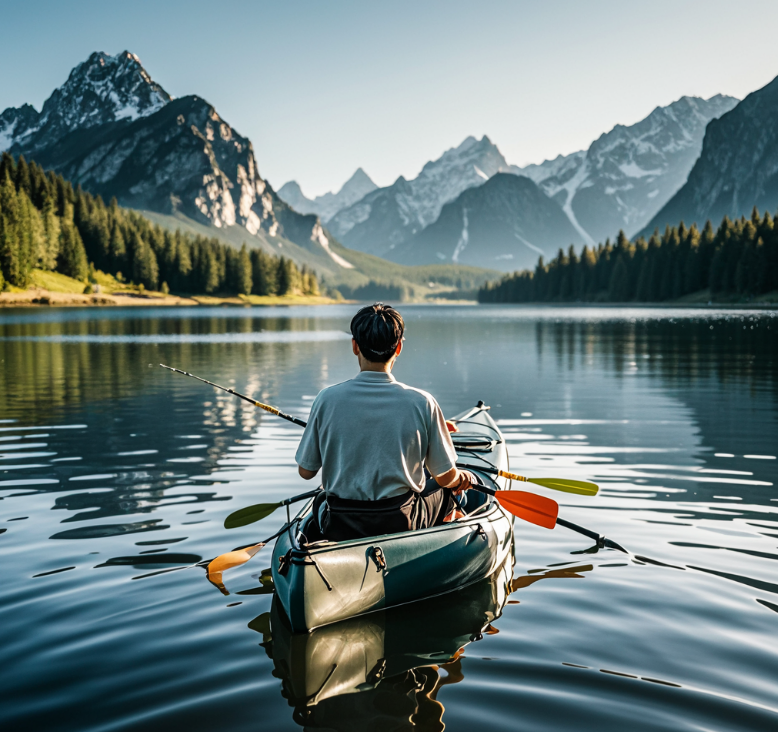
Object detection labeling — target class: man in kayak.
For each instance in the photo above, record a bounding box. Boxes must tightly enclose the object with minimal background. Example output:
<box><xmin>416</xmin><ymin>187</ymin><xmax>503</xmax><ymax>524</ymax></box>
<box><xmin>295</xmin><ymin>303</ymin><xmax>476</xmax><ymax>541</ymax></box>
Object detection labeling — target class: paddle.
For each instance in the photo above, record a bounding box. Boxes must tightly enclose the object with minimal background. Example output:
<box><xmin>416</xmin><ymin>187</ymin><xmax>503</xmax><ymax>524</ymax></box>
<box><xmin>468</xmin><ymin>484</ymin><xmax>624</xmax><ymax>549</ymax></box>
<box><xmin>469</xmin><ymin>483</ymin><xmax>558</xmax><ymax>529</ymax></box>
<box><xmin>224</xmin><ymin>488</ymin><xmax>321</xmax><ymax>529</ymax></box>
<box><xmin>458</xmin><ymin>462</ymin><xmax>598</xmax><ymax>496</ymax></box>
<box><xmin>206</xmin><ymin>521</ymin><xmax>297</xmax><ymax>593</ymax></box>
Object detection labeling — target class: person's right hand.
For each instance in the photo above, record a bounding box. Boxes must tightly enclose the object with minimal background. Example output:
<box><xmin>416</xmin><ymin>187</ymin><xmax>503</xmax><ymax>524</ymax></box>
<box><xmin>452</xmin><ymin>469</ymin><xmax>477</xmax><ymax>495</ymax></box>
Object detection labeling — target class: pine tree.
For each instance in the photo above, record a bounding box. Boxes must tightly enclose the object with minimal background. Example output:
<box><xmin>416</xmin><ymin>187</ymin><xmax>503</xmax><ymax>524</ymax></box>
<box><xmin>129</xmin><ymin>230</ymin><xmax>159</xmax><ymax>289</ymax></box>
<box><xmin>0</xmin><ymin>172</ymin><xmax>23</xmax><ymax>286</ymax></box>
<box><xmin>608</xmin><ymin>255</ymin><xmax>629</xmax><ymax>302</ymax></box>
<box><xmin>237</xmin><ymin>244</ymin><xmax>252</xmax><ymax>295</ymax></box>
<box><xmin>57</xmin><ymin>217</ymin><xmax>88</xmax><ymax>280</ymax></box>
<box><xmin>14</xmin><ymin>155</ymin><xmax>31</xmax><ymax>198</ymax></box>
<box><xmin>0</xmin><ymin>157</ymin><xmax>318</xmax><ymax>299</ymax></box>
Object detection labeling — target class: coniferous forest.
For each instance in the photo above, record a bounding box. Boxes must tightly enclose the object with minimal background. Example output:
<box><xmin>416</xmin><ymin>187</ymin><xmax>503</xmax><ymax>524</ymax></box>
<box><xmin>479</xmin><ymin>212</ymin><xmax>778</xmax><ymax>303</ymax></box>
<box><xmin>0</xmin><ymin>153</ymin><xmax>319</xmax><ymax>297</ymax></box>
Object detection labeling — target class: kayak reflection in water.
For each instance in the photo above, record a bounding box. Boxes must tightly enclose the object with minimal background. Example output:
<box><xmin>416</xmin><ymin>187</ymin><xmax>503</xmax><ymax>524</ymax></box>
<box><xmin>256</xmin><ymin>554</ymin><xmax>514</xmax><ymax>731</ymax></box>
<box><xmin>296</xmin><ymin>303</ymin><xmax>478</xmax><ymax>542</ymax></box>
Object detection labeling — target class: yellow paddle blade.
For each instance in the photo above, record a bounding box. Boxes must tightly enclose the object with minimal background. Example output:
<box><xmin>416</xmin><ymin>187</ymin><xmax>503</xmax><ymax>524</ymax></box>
<box><xmin>529</xmin><ymin>477</ymin><xmax>599</xmax><ymax>496</ymax></box>
<box><xmin>498</xmin><ymin>471</ymin><xmax>599</xmax><ymax>496</ymax></box>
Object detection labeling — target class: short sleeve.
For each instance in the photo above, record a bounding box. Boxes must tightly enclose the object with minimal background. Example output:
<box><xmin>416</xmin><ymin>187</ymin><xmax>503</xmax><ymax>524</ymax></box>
<box><xmin>295</xmin><ymin>397</ymin><xmax>322</xmax><ymax>471</ymax></box>
<box><xmin>424</xmin><ymin>399</ymin><xmax>458</xmax><ymax>476</ymax></box>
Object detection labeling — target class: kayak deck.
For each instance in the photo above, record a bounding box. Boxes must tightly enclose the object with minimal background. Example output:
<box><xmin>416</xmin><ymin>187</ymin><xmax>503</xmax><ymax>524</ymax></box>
<box><xmin>271</xmin><ymin>402</ymin><xmax>514</xmax><ymax>632</ymax></box>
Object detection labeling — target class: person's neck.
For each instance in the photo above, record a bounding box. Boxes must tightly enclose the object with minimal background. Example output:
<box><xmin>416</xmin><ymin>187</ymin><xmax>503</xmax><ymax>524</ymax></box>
<box><xmin>359</xmin><ymin>356</ymin><xmax>395</xmax><ymax>373</ymax></box>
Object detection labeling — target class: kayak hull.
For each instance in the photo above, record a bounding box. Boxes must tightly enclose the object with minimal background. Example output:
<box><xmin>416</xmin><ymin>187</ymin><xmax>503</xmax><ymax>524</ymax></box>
<box><xmin>267</xmin><ymin>552</ymin><xmax>514</xmax><ymax>708</ymax></box>
<box><xmin>271</xmin><ymin>404</ymin><xmax>513</xmax><ymax>632</ymax></box>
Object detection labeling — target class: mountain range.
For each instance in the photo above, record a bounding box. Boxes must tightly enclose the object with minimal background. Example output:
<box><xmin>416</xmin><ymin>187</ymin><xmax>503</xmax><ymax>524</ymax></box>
<box><xmin>325</xmin><ymin>135</ymin><xmax>513</xmax><ymax>257</ymax></box>
<box><xmin>3</xmin><ymin>49</ymin><xmax>774</xmax><ymax>291</ymax></box>
<box><xmin>307</xmin><ymin>95</ymin><xmax>737</xmax><ymax>271</ymax></box>
<box><xmin>642</xmin><ymin>75</ymin><xmax>778</xmax><ymax>236</ymax></box>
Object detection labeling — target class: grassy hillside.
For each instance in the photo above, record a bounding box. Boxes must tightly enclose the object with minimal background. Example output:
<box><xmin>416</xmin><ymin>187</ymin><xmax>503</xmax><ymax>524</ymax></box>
<box><xmin>139</xmin><ymin>209</ymin><xmax>501</xmax><ymax>301</ymax></box>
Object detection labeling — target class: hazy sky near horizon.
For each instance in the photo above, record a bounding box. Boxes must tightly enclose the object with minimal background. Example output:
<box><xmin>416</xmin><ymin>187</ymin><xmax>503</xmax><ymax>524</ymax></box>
<box><xmin>2</xmin><ymin>0</ymin><xmax>777</xmax><ymax>196</ymax></box>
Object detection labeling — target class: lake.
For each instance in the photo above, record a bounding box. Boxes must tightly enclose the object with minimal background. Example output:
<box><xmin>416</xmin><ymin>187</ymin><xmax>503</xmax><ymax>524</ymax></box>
<box><xmin>0</xmin><ymin>303</ymin><xmax>776</xmax><ymax>731</ymax></box>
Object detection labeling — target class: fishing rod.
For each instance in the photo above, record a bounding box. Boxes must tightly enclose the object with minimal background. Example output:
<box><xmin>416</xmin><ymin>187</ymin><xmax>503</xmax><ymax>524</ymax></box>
<box><xmin>159</xmin><ymin>364</ymin><xmax>307</xmax><ymax>427</ymax></box>
<box><xmin>161</xmin><ymin>364</ymin><xmax>625</xmax><ymax>551</ymax></box>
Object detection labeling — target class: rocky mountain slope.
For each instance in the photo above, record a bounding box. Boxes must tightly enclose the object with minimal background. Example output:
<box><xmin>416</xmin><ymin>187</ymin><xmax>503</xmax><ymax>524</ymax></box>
<box><xmin>0</xmin><ymin>51</ymin><xmax>350</xmax><ymax>271</ymax></box>
<box><xmin>392</xmin><ymin>174</ymin><xmax>582</xmax><ymax>271</ymax></box>
<box><xmin>326</xmin><ymin>135</ymin><xmax>512</xmax><ymax>257</ymax></box>
<box><xmin>278</xmin><ymin>168</ymin><xmax>377</xmax><ymax>222</ymax></box>
<box><xmin>515</xmin><ymin>95</ymin><xmax>739</xmax><ymax>244</ymax></box>
<box><xmin>640</xmin><ymin>76</ymin><xmax>778</xmax><ymax>235</ymax></box>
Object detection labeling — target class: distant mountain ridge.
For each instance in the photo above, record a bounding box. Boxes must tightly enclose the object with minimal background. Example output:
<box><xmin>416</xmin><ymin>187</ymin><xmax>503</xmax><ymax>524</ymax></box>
<box><xmin>320</xmin><ymin>95</ymin><xmax>737</xmax><ymax>269</ymax></box>
<box><xmin>391</xmin><ymin>173</ymin><xmax>583</xmax><ymax>271</ymax></box>
<box><xmin>641</xmin><ymin>76</ymin><xmax>778</xmax><ymax>235</ymax></box>
<box><xmin>277</xmin><ymin>168</ymin><xmax>377</xmax><ymax>222</ymax></box>
<box><xmin>327</xmin><ymin>135</ymin><xmax>512</xmax><ymax>256</ymax></box>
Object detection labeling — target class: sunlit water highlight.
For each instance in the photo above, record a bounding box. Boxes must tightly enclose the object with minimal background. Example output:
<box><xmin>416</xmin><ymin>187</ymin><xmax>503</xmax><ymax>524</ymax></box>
<box><xmin>0</xmin><ymin>304</ymin><xmax>776</xmax><ymax>731</ymax></box>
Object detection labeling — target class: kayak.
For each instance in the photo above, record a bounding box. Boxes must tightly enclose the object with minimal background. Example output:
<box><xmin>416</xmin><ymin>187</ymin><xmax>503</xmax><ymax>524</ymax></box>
<box><xmin>265</xmin><ymin>551</ymin><xmax>514</xmax><ymax>711</ymax></box>
<box><xmin>271</xmin><ymin>401</ymin><xmax>515</xmax><ymax>632</ymax></box>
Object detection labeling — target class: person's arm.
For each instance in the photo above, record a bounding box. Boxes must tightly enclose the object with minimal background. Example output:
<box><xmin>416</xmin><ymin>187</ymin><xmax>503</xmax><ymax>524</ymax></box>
<box><xmin>295</xmin><ymin>397</ymin><xmax>322</xmax><ymax>481</ymax></box>
<box><xmin>433</xmin><ymin>466</ymin><xmax>476</xmax><ymax>493</ymax></box>
<box><xmin>426</xmin><ymin>400</ymin><xmax>475</xmax><ymax>493</ymax></box>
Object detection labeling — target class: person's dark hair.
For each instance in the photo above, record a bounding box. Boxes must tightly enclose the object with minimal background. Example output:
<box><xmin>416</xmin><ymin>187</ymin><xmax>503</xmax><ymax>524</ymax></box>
<box><xmin>350</xmin><ymin>303</ymin><xmax>405</xmax><ymax>363</ymax></box>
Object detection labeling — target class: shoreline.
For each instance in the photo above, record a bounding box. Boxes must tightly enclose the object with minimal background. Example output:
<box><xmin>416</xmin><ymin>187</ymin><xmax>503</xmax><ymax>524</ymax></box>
<box><xmin>1</xmin><ymin>288</ymin><xmax>775</xmax><ymax>311</ymax></box>
<box><xmin>0</xmin><ymin>287</ymin><xmax>339</xmax><ymax>308</ymax></box>
<box><xmin>476</xmin><ymin>300</ymin><xmax>778</xmax><ymax>311</ymax></box>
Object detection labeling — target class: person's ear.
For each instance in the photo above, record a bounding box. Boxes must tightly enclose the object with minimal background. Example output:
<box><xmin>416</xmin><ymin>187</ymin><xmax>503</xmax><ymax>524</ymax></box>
<box><xmin>352</xmin><ymin>338</ymin><xmax>360</xmax><ymax>356</ymax></box>
<box><xmin>395</xmin><ymin>340</ymin><xmax>403</xmax><ymax>356</ymax></box>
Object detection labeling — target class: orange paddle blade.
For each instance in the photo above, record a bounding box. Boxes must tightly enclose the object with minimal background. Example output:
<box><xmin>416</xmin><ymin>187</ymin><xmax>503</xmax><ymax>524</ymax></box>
<box><xmin>206</xmin><ymin>542</ymin><xmax>266</xmax><ymax>592</ymax></box>
<box><xmin>495</xmin><ymin>490</ymin><xmax>558</xmax><ymax>529</ymax></box>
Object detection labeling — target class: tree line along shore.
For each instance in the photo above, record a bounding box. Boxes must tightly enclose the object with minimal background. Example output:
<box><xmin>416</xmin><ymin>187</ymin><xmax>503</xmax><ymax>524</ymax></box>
<box><xmin>4</xmin><ymin>152</ymin><xmax>776</xmax><ymax>309</ymax></box>
<box><xmin>0</xmin><ymin>154</ymin><xmax>320</xmax><ymax>301</ymax></box>
<box><xmin>479</xmin><ymin>211</ymin><xmax>778</xmax><ymax>304</ymax></box>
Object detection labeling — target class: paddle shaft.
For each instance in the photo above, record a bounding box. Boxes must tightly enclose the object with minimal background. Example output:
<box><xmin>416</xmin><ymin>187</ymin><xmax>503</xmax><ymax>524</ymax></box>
<box><xmin>160</xmin><ymin>364</ymin><xmax>307</xmax><ymax>427</ymax></box>
<box><xmin>557</xmin><ymin>517</ymin><xmax>627</xmax><ymax>552</ymax></box>
<box><xmin>458</xmin><ymin>461</ymin><xmax>531</xmax><ymax>484</ymax></box>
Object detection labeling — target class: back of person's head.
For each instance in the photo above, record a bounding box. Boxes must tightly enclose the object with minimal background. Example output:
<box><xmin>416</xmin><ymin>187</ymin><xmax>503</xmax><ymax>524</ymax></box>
<box><xmin>350</xmin><ymin>303</ymin><xmax>405</xmax><ymax>363</ymax></box>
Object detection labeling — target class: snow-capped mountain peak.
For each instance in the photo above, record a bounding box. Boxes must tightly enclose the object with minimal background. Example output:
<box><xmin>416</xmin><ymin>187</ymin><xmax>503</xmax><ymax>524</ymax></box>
<box><xmin>42</xmin><ymin>50</ymin><xmax>171</xmax><ymax>128</ymax></box>
<box><xmin>0</xmin><ymin>50</ymin><xmax>171</xmax><ymax>154</ymax></box>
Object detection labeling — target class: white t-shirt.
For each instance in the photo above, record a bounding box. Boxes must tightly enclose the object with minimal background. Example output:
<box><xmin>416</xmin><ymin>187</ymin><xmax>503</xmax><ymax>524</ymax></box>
<box><xmin>295</xmin><ymin>371</ymin><xmax>458</xmax><ymax>501</ymax></box>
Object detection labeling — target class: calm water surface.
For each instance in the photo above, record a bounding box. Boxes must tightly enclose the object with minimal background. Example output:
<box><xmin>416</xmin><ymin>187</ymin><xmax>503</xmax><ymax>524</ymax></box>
<box><xmin>0</xmin><ymin>304</ymin><xmax>776</xmax><ymax>731</ymax></box>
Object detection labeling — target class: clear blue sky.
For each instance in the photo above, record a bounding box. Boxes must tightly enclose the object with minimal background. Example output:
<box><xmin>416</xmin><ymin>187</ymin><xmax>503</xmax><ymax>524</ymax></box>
<box><xmin>2</xmin><ymin>0</ymin><xmax>777</xmax><ymax>196</ymax></box>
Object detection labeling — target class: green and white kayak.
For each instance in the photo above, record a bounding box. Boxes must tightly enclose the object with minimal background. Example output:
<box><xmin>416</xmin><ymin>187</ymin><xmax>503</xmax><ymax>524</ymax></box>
<box><xmin>271</xmin><ymin>402</ymin><xmax>515</xmax><ymax>633</ymax></box>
